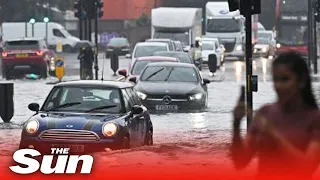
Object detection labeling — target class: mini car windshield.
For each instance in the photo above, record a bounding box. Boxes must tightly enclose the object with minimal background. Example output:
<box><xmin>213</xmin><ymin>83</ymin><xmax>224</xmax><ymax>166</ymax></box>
<box><xmin>42</xmin><ymin>86</ymin><xmax>123</xmax><ymax>113</ymax></box>
<box><xmin>141</xmin><ymin>66</ymin><xmax>198</xmax><ymax>82</ymax></box>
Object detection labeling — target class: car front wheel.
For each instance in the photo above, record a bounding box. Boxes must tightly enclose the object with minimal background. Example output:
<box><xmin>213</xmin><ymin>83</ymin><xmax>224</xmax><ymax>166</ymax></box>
<box><xmin>144</xmin><ymin>129</ymin><xmax>153</xmax><ymax>146</ymax></box>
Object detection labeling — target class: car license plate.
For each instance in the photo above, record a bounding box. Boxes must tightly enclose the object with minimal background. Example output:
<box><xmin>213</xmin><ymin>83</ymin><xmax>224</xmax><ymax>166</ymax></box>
<box><xmin>51</xmin><ymin>144</ymin><xmax>84</xmax><ymax>153</ymax></box>
<box><xmin>155</xmin><ymin>105</ymin><xmax>178</xmax><ymax>111</ymax></box>
<box><xmin>16</xmin><ymin>53</ymin><xmax>28</xmax><ymax>58</ymax></box>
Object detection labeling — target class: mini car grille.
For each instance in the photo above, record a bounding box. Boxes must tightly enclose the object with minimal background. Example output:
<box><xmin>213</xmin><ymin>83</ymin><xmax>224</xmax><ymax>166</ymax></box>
<box><xmin>39</xmin><ymin>129</ymin><xmax>100</xmax><ymax>141</ymax></box>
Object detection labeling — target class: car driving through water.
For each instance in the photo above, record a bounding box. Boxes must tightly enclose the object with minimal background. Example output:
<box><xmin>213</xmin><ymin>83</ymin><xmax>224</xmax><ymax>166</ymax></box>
<box><xmin>20</xmin><ymin>80</ymin><xmax>153</xmax><ymax>153</ymax></box>
<box><xmin>129</xmin><ymin>62</ymin><xmax>210</xmax><ymax>112</ymax></box>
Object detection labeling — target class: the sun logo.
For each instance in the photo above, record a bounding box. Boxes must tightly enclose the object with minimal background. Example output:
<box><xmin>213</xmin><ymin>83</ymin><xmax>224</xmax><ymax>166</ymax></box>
<box><xmin>9</xmin><ymin>148</ymin><xmax>93</xmax><ymax>174</ymax></box>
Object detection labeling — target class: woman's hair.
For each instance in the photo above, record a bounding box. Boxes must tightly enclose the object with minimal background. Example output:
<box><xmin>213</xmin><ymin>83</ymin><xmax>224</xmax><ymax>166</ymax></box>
<box><xmin>272</xmin><ymin>51</ymin><xmax>318</xmax><ymax>109</ymax></box>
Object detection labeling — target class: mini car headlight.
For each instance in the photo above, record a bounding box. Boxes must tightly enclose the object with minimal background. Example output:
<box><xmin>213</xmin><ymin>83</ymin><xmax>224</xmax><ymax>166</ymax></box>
<box><xmin>235</xmin><ymin>45</ymin><xmax>242</xmax><ymax>51</ymax></box>
<box><xmin>262</xmin><ymin>48</ymin><xmax>267</xmax><ymax>52</ymax></box>
<box><xmin>189</xmin><ymin>93</ymin><xmax>203</xmax><ymax>100</ymax></box>
<box><xmin>137</xmin><ymin>92</ymin><xmax>147</xmax><ymax>100</ymax></box>
<box><xmin>102</xmin><ymin>123</ymin><xmax>118</xmax><ymax>137</ymax></box>
<box><xmin>25</xmin><ymin>119</ymin><xmax>39</xmax><ymax>134</ymax></box>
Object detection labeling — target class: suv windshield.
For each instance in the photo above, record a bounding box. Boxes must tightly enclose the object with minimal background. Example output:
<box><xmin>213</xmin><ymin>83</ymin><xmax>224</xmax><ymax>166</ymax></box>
<box><xmin>108</xmin><ymin>38</ymin><xmax>129</xmax><ymax>46</ymax></box>
<box><xmin>134</xmin><ymin>45</ymin><xmax>167</xmax><ymax>58</ymax></box>
<box><xmin>141</xmin><ymin>66</ymin><xmax>198</xmax><ymax>82</ymax></box>
<box><xmin>42</xmin><ymin>86</ymin><xmax>123</xmax><ymax>113</ymax></box>
<box><xmin>202</xmin><ymin>42</ymin><xmax>215</xmax><ymax>50</ymax></box>
<box><xmin>206</xmin><ymin>19</ymin><xmax>241</xmax><ymax>33</ymax></box>
<box><xmin>5</xmin><ymin>40</ymin><xmax>39</xmax><ymax>50</ymax></box>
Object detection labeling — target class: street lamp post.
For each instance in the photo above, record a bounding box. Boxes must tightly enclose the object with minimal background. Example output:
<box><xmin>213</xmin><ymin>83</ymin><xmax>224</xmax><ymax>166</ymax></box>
<box><xmin>29</xmin><ymin>18</ymin><xmax>36</xmax><ymax>37</ymax></box>
<box><xmin>43</xmin><ymin>17</ymin><xmax>50</xmax><ymax>45</ymax></box>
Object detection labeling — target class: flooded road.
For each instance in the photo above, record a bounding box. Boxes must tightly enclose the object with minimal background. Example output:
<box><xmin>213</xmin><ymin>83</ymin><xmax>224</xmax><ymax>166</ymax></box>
<box><xmin>1</xmin><ymin>56</ymin><xmax>320</xmax><ymax>178</ymax></box>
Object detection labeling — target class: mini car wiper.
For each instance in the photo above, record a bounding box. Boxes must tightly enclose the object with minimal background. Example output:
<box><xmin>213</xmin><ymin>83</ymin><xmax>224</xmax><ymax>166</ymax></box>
<box><xmin>144</xmin><ymin>67</ymin><xmax>165</xmax><ymax>81</ymax></box>
<box><xmin>45</xmin><ymin>102</ymin><xmax>82</xmax><ymax>112</ymax></box>
<box><xmin>85</xmin><ymin>105</ymin><xmax>117</xmax><ymax>113</ymax></box>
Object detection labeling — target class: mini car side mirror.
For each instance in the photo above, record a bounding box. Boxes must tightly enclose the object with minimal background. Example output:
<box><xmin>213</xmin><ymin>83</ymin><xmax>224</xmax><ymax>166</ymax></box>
<box><xmin>131</xmin><ymin>105</ymin><xmax>143</xmax><ymax>115</ymax></box>
<box><xmin>129</xmin><ymin>76</ymin><xmax>137</xmax><ymax>83</ymax></box>
<box><xmin>28</xmin><ymin>103</ymin><xmax>40</xmax><ymax>112</ymax></box>
<box><xmin>118</xmin><ymin>69</ymin><xmax>128</xmax><ymax>77</ymax></box>
<box><xmin>203</xmin><ymin>78</ymin><xmax>210</xmax><ymax>85</ymax></box>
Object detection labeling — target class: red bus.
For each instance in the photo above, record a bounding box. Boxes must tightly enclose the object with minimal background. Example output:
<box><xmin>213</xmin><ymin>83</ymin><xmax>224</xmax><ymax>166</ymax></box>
<box><xmin>275</xmin><ymin>0</ymin><xmax>308</xmax><ymax>58</ymax></box>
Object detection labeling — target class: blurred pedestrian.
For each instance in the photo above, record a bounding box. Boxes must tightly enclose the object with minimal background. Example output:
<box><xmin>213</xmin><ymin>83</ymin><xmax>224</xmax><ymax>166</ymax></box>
<box><xmin>78</xmin><ymin>46</ymin><xmax>94</xmax><ymax>79</ymax></box>
<box><xmin>231</xmin><ymin>51</ymin><xmax>320</xmax><ymax>180</ymax></box>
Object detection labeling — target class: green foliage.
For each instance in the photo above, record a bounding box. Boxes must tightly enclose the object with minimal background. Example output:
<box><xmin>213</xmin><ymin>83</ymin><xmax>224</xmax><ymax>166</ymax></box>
<box><xmin>0</xmin><ymin>0</ymin><xmax>76</xmax><ymax>22</ymax></box>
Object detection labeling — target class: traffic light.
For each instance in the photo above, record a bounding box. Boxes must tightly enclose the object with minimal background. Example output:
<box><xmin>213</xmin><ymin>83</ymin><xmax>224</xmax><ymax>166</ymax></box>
<box><xmin>85</xmin><ymin>0</ymin><xmax>96</xmax><ymax>19</ymax></box>
<box><xmin>29</xmin><ymin>18</ymin><xmax>36</xmax><ymax>24</ymax></box>
<box><xmin>315</xmin><ymin>0</ymin><xmax>320</xmax><ymax>22</ymax></box>
<box><xmin>43</xmin><ymin>17</ymin><xmax>50</xmax><ymax>23</ymax></box>
<box><xmin>74</xmin><ymin>0</ymin><xmax>86</xmax><ymax>19</ymax></box>
<box><xmin>95</xmin><ymin>0</ymin><xmax>104</xmax><ymax>18</ymax></box>
<box><xmin>228</xmin><ymin>0</ymin><xmax>261</xmax><ymax>15</ymax></box>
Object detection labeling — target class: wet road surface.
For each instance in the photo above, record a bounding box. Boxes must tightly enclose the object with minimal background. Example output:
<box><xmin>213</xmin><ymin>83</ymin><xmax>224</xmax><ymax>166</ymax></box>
<box><xmin>1</xmin><ymin>54</ymin><xmax>320</xmax><ymax>178</ymax></box>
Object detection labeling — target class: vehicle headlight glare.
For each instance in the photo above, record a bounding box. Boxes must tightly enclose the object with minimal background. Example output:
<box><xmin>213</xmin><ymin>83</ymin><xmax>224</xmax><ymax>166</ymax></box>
<box><xmin>262</xmin><ymin>48</ymin><xmax>267</xmax><ymax>52</ymax></box>
<box><xmin>25</xmin><ymin>119</ymin><xmax>39</xmax><ymax>134</ymax></box>
<box><xmin>236</xmin><ymin>45</ymin><xmax>242</xmax><ymax>51</ymax></box>
<box><xmin>189</xmin><ymin>93</ymin><xmax>203</xmax><ymax>100</ymax></box>
<box><xmin>102</xmin><ymin>123</ymin><xmax>118</xmax><ymax>137</ymax></box>
<box><xmin>276</xmin><ymin>43</ymin><xmax>281</xmax><ymax>48</ymax></box>
<box><xmin>137</xmin><ymin>92</ymin><xmax>147</xmax><ymax>100</ymax></box>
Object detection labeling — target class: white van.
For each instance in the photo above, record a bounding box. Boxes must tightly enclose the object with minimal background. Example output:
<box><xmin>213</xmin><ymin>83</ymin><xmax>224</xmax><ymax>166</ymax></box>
<box><xmin>1</xmin><ymin>22</ymin><xmax>80</xmax><ymax>52</ymax></box>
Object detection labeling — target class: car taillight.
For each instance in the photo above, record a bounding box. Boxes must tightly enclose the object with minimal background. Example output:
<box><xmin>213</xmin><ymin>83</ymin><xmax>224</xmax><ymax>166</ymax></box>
<box><xmin>36</xmin><ymin>50</ymin><xmax>44</xmax><ymax>56</ymax></box>
<box><xmin>2</xmin><ymin>52</ymin><xmax>8</xmax><ymax>57</ymax></box>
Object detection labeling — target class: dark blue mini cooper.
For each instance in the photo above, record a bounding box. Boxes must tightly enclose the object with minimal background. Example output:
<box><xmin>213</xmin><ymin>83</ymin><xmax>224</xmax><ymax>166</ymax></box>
<box><xmin>19</xmin><ymin>80</ymin><xmax>153</xmax><ymax>153</ymax></box>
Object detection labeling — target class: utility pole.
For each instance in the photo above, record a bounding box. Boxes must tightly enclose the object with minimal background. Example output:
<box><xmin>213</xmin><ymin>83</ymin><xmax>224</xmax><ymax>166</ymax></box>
<box><xmin>228</xmin><ymin>0</ymin><xmax>260</xmax><ymax>129</ymax></box>
<box><xmin>244</xmin><ymin>0</ymin><xmax>253</xmax><ymax>129</ymax></box>
<box><xmin>308</xmin><ymin>0</ymin><xmax>314</xmax><ymax>69</ymax></box>
<box><xmin>314</xmin><ymin>0</ymin><xmax>318</xmax><ymax>74</ymax></box>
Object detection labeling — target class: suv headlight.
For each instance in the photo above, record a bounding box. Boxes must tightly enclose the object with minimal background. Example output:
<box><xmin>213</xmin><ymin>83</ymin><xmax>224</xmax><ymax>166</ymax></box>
<box><xmin>102</xmin><ymin>122</ymin><xmax>118</xmax><ymax>137</ymax></box>
<box><xmin>137</xmin><ymin>91</ymin><xmax>147</xmax><ymax>100</ymax></box>
<box><xmin>235</xmin><ymin>45</ymin><xmax>242</xmax><ymax>51</ymax></box>
<box><xmin>25</xmin><ymin>119</ymin><xmax>39</xmax><ymax>134</ymax></box>
<box><xmin>189</xmin><ymin>93</ymin><xmax>203</xmax><ymax>101</ymax></box>
<box><xmin>262</xmin><ymin>48</ymin><xmax>267</xmax><ymax>52</ymax></box>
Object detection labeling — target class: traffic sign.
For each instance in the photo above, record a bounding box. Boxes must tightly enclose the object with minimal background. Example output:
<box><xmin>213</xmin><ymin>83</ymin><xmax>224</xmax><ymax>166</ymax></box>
<box><xmin>56</xmin><ymin>41</ymin><xmax>63</xmax><ymax>53</ymax></box>
<box><xmin>55</xmin><ymin>57</ymin><xmax>65</xmax><ymax>81</ymax></box>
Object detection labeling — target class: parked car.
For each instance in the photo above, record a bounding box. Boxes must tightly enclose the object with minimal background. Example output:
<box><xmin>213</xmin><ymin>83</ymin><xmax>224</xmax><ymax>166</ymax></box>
<box><xmin>129</xmin><ymin>62</ymin><xmax>210</xmax><ymax>111</ymax></box>
<box><xmin>202</xmin><ymin>37</ymin><xmax>225</xmax><ymax>65</ymax></box>
<box><xmin>173</xmin><ymin>41</ymin><xmax>184</xmax><ymax>51</ymax></box>
<box><xmin>201</xmin><ymin>41</ymin><xmax>220</xmax><ymax>69</ymax></box>
<box><xmin>20</xmin><ymin>80</ymin><xmax>153</xmax><ymax>153</ymax></box>
<box><xmin>1</xmin><ymin>38</ymin><xmax>56</xmax><ymax>79</ymax></box>
<box><xmin>117</xmin><ymin>56</ymin><xmax>179</xmax><ymax>82</ymax></box>
<box><xmin>131</xmin><ymin>42</ymin><xmax>170</xmax><ymax>66</ymax></box>
<box><xmin>105</xmin><ymin>37</ymin><xmax>130</xmax><ymax>58</ymax></box>
<box><xmin>146</xmin><ymin>39</ymin><xmax>176</xmax><ymax>51</ymax></box>
<box><xmin>253</xmin><ymin>38</ymin><xmax>275</xmax><ymax>59</ymax></box>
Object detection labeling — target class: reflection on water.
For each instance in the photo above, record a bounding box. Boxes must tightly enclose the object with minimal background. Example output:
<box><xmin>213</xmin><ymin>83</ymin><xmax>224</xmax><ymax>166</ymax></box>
<box><xmin>234</xmin><ymin>61</ymin><xmax>244</xmax><ymax>82</ymax></box>
<box><xmin>253</xmin><ymin>60</ymin><xmax>257</xmax><ymax>72</ymax></box>
<box><xmin>189</xmin><ymin>113</ymin><xmax>207</xmax><ymax>129</ymax></box>
<box><xmin>262</xmin><ymin>58</ymin><xmax>268</xmax><ymax>82</ymax></box>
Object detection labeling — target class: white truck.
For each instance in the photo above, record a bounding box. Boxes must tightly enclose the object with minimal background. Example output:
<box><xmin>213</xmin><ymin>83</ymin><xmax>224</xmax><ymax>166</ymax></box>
<box><xmin>205</xmin><ymin>1</ymin><xmax>258</xmax><ymax>61</ymax></box>
<box><xmin>1</xmin><ymin>22</ymin><xmax>80</xmax><ymax>52</ymax></box>
<box><xmin>151</xmin><ymin>7</ymin><xmax>202</xmax><ymax>52</ymax></box>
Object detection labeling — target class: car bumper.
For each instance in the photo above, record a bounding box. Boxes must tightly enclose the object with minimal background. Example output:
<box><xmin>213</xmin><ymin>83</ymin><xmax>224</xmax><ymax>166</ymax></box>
<box><xmin>224</xmin><ymin>51</ymin><xmax>244</xmax><ymax>61</ymax></box>
<box><xmin>141</xmin><ymin>98</ymin><xmax>206</xmax><ymax>112</ymax></box>
<box><xmin>20</xmin><ymin>136</ymin><xmax>122</xmax><ymax>154</ymax></box>
<box><xmin>3</xmin><ymin>58</ymin><xmax>47</xmax><ymax>72</ymax></box>
<box><xmin>253</xmin><ymin>51</ymin><xmax>269</xmax><ymax>58</ymax></box>
<box><xmin>106</xmin><ymin>49</ymin><xmax>130</xmax><ymax>56</ymax></box>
